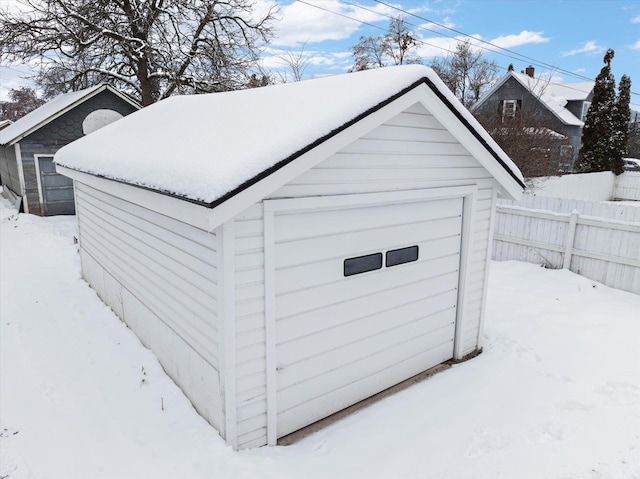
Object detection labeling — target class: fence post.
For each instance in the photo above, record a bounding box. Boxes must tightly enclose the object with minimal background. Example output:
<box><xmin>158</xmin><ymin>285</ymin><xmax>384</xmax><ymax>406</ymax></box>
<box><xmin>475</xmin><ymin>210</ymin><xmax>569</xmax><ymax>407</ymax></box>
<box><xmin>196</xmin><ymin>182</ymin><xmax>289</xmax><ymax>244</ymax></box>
<box><xmin>563</xmin><ymin>210</ymin><xmax>579</xmax><ymax>269</ymax></box>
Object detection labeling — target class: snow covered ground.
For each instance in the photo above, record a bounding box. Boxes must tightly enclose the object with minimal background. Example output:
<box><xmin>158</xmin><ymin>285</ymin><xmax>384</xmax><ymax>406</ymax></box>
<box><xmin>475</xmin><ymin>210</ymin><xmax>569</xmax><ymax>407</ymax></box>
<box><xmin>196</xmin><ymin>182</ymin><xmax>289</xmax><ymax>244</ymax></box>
<box><xmin>1</xmin><ymin>199</ymin><xmax>639</xmax><ymax>479</ymax></box>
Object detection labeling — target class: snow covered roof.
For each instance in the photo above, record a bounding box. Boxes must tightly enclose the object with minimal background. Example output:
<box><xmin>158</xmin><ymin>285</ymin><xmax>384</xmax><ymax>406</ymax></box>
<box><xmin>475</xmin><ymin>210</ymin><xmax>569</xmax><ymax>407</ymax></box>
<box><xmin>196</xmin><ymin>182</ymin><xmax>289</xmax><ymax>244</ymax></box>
<box><xmin>56</xmin><ymin>65</ymin><xmax>524</xmax><ymax>206</ymax></box>
<box><xmin>0</xmin><ymin>84</ymin><xmax>140</xmax><ymax>146</ymax></box>
<box><xmin>474</xmin><ymin>71</ymin><xmax>594</xmax><ymax>127</ymax></box>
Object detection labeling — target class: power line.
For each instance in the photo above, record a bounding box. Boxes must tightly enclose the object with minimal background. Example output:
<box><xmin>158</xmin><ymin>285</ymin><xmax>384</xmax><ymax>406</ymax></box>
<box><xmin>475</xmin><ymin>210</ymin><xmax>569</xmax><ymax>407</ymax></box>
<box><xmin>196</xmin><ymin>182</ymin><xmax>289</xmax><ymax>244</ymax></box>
<box><xmin>294</xmin><ymin>0</ymin><xmax>640</xmax><ymax>107</ymax></box>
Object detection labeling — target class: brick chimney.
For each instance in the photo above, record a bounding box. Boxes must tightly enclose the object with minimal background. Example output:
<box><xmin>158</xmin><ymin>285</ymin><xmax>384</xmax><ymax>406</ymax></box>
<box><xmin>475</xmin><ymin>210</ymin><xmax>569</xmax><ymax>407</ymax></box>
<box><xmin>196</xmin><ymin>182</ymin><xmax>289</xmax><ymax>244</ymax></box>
<box><xmin>525</xmin><ymin>65</ymin><xmax>535</xmax><ymax>78</ymax></box>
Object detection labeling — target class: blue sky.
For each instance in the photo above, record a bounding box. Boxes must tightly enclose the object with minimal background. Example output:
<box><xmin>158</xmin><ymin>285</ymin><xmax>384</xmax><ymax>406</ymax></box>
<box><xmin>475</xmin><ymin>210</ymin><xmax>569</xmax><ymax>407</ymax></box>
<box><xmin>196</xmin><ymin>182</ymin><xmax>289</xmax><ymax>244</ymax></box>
<box><xmin>1</xmin><ymin>0</ymin><xmax>639</xmax><ymax>108</ymax></box>
<box><xmin>265</xmin><ymin>0</ymin><xmax>640</xmax><ymax>108</ymax></box>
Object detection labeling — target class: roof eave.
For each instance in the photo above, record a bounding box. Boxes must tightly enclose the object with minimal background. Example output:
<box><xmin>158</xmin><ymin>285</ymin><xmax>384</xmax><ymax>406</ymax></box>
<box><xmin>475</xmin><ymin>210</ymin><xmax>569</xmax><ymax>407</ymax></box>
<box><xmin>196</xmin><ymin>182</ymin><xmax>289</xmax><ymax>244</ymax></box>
<box><xmin>1</xmin><ymin>84</ymin><xmax>141</xmax><ymax>145</ymax></box>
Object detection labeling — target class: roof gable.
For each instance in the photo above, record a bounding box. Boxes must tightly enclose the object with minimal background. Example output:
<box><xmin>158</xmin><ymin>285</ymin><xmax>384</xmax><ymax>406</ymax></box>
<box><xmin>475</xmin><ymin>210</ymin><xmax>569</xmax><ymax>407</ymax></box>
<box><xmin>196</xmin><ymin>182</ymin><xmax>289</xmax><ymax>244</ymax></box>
<box><xmin>55</xmin><ymin>65</ymin><xmax>524</xmax><ymax>211</ymax></box>
<box><xmin>0</xmin><ymin>84</ymin><xmax>141</xmax><ymax>146</ymax></box>
<box><xmin>474</xmin><ymin>71</ymin><xmax>593</xmax><ymax>127</ymax></box>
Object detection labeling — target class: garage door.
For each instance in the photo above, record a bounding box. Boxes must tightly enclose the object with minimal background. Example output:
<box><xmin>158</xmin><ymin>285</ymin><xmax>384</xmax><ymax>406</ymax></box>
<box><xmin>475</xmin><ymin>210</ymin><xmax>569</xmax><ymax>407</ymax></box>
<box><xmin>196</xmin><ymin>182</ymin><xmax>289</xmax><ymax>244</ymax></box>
<box><xmin>273</xmin><ymin>196</ymin><xmax>463</xmax><ymax>437</ymax></box>
<box><xmin>36</xmin><ymin>156</ymin><xmax>76</xmax><ymax>215</ymax></box>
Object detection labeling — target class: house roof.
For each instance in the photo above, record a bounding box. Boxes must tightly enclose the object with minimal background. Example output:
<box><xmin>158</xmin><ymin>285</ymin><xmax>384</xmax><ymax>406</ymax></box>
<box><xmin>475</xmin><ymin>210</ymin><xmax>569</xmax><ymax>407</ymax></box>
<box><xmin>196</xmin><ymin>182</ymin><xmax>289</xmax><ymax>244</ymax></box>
<box><xmin>55</xmin><ymin>65</ymin><xmax>525</xmax><ymax>207</ymax></box>
<box><xmin>0</xmin><ymin>84</ymin><xmax>141</xmax><ymax>146</ymax></box>
<box><xmin>0</xmin><ymin>120</ymin><xmax>13</xmax><ymax>131</ymax></box>
<box><xmin>473</xmin><ymin>71</ymin><xmax>594</xmax><ymax>127</ymax></box>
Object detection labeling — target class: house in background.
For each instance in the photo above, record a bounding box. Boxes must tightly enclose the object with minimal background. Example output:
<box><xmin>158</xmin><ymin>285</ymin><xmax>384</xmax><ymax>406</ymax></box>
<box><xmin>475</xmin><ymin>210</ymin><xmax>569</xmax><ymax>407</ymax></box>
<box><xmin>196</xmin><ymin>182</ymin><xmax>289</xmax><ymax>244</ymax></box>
<box><xmin>0</xmin><ymin>84</ymin><xmax>140</xmax><ymax>215</ymax></box>
<box><xmin>56</xmin><ymin>65</ymin><xmax>524</xmax><ymax>449</ymax></box>
<box><xmin>472</xmin><ymin>66</ymin><xmax>594</xmax><ymax>174</ymax></box>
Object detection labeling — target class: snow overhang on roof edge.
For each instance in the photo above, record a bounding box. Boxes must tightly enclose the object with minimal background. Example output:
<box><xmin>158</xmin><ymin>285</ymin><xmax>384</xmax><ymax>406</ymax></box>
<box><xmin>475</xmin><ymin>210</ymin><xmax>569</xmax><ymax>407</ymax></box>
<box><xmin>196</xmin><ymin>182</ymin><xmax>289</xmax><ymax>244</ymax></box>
<box><xmin>58</xmin><ymin>76</ymin><xmax>525</xmax><ymax>209</ymax></box>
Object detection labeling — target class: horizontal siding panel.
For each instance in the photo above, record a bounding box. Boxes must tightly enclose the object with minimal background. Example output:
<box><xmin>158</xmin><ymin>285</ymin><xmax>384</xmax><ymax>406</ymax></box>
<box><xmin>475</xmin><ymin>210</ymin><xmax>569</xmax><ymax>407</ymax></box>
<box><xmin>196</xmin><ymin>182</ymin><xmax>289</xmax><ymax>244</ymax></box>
<box><xmin>289</xmin><ymin>167</ymin><xmax>490</xmax><ymax>184</ymax></box>
<box><xmin>235</xmin><ymin>313</ymin><xmax>265</xmax><ymax>333</ymax></box>
<box><xmin>79</xmin><ymin>212</ymin><xmax>217</xmax><ymax>316</ymax></box>
<box><xmin>238</xmin><ymin>428</ymin><xmax>267</xmax><ymax>449</ymax></box>
<box><xmin>236</xmin><ymin>342</ymin><xmax>267</xmax><ymax>366</ymax></box>
<box><xmin>236</xmin><ymin>356</ymin><xmax>266</xmax><ymax>379</ymax></box>
<box><xmin>237</xmin><ymin>386</ymin><xmax>266</xmax><ymax>405</ymax></box>
<box><xmin>321</xmin><ymin>153</ymin><xmax>480</xmax><ymax>169</ymax></box>
<box><xmin>383</xmin><ymin>109</ymin><xmax>445</xmax><ymax>128</ymax></box>
<box><xmin>341</xmin><ymin>138</ymin><xmax>470</xmax><ymax>156</ymax></box>
<box><xmin>237</xmin><ymin>370</ymin><xmax>266</xmax><ymax>395</ymax></box>
<box><xmin>79</xmin><ymin>197</ymin><xmax>218</xmax><ymax>292</ymax></box>
<box><xmin>237</xmin><ymin>413</ymin><xmax>267</xmax><ymax>438</ymax></box>
<box><xmin>363</xmin><ymin>124</ymin><xmax>460</xmax><ymax>143</ymax></box>
<box><xmin>77</xmin><ymin>184</ymin><xmax>217</xmax><ymax>250</ymax></box>
<box><xmin>237</xmin><ymin>398</ymin><xmax>268</xmax><ymax>421</ymax></box>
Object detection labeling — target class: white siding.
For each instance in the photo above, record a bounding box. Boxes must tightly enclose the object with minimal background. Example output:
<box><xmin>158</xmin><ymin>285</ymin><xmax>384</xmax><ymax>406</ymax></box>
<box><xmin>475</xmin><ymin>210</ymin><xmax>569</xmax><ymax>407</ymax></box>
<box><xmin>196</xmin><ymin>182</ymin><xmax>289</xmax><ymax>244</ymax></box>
<box><xmin>75</xmin><ymin>183</ymin><xmax>223</xmax><ymax>431</ymax></box>
<box><xmin>233</xmin><ymin>103</ymin><xmax>499</xmax><ymax>447</ymax></box>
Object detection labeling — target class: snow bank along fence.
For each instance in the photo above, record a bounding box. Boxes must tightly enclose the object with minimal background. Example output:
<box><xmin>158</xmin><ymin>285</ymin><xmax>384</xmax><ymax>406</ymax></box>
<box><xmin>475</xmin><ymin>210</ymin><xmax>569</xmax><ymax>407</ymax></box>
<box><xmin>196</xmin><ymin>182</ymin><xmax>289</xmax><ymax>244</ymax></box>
<box><xmin>493</xmin><ymin>194</ymin><xmax>640</xmax><ymax>294</ymax></box>
<box><xmin>527</xmin><ymin>171</ymin><xmax>640</xmax><ymax>202</ymax></box>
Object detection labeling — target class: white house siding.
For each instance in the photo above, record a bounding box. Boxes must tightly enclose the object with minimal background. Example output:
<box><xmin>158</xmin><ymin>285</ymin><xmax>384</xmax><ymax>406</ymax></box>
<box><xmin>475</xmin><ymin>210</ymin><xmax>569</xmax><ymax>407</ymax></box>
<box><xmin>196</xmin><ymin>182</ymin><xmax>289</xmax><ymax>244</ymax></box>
<box><xmin>74</xmin><ymin>183</ymin><xmax>223</xmax><ymax>431</ymax></box>
<box><xmin>232</xmin><ymin>103</ymin><xmax>500</xmax><ymax>448</ymax></box>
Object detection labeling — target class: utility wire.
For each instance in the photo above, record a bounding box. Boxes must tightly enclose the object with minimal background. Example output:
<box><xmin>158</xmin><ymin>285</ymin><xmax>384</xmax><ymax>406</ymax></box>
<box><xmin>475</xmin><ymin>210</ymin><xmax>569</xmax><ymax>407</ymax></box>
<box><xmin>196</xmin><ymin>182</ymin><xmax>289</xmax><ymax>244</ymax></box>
<box><xmin>295</xmin><ymin>0</ymin><xmax>640</xmax><ymax>105</ymax></box>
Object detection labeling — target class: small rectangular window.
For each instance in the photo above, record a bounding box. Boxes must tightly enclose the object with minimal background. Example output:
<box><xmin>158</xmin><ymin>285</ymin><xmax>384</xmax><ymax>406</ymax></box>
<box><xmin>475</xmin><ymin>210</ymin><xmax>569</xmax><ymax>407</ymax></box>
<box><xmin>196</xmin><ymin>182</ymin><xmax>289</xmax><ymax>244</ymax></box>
<box><xmin>502</xmin><ymin>99</ymin><xmax>518</xmax><ymax>118</ymax></box>
<box><xmin>344</xmin><ymin>253</ymin><xmax>383</xmax><ymax>277</ymax></box>
<box><xmin>581</xmin><ymin>101</ymin><xmax>591</xmax><ymax>121</ymax></box>
<box><xmin>386</xmin><ymin>246</ymin><xmax>419</xmax><ymax>267</ymax></box>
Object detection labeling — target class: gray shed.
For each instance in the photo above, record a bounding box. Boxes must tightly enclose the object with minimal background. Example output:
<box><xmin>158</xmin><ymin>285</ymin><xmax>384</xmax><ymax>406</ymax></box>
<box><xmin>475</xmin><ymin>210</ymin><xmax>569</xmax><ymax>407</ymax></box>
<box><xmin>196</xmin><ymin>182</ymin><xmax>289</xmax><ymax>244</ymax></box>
<box><xmin>56</xmin><ymin>65</ymin><xmax>524</xmax><ymax>449</ymax></box>
<box><xmin>0</xmin><ymin>84</ymin><xmax>140</xmax><ymax>215</ymax></box>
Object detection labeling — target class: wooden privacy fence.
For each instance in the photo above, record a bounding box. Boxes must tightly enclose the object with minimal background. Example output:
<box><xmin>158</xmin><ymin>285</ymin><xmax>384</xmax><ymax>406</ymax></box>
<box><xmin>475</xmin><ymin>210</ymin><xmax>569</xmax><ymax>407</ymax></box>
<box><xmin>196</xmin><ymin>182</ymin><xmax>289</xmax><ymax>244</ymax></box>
<box><xmin>493</xmin><ymin>195</ymin><xmax>640</xmax><ymax>295</ymax></box>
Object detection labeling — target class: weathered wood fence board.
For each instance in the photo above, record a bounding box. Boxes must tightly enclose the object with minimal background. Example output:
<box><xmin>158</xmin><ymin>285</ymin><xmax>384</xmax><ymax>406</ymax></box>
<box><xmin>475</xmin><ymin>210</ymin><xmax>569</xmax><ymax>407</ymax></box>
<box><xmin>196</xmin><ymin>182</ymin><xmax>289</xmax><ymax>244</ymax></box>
<box><xmin>493</xmin><ymin>194</ymin><xmax>640</xmax><ymax>295</ymax></box>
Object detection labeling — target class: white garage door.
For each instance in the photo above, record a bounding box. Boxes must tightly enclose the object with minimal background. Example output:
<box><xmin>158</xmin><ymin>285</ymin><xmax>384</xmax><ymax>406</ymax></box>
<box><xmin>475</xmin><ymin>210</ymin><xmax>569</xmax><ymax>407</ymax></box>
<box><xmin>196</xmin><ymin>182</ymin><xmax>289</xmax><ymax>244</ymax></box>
<box><xmin>273</xmin><ymin>196</ymin><xmax>463</xmax><ymax>437</ymax></box>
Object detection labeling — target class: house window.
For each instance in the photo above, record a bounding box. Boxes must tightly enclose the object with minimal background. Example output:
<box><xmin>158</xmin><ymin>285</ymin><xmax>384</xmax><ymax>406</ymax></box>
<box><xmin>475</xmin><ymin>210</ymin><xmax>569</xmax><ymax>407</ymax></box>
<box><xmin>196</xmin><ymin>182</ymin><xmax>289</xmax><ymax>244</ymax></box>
<box><xmin>581</xmin><ymin>102</ymin><xmax>591</xmax><ymax>121</ymax></box>
<box><xmin>344</xmin><ymin>253</ymin><xmax>383</xmax><ymax>276</ymax></box>
<box><xmin>502</xmin><ymin>99</ymin><xmax>519</xmax><ymax>118</ymax></box>
<box><xmin>386</xmin><ymin>246</ymin><xmax>419</xmax><ymax>267</ymax></box>
<box><xmin>559</xmin><ymin>145</ymin><xmax>574</xmax><ymax>172</ymax></box>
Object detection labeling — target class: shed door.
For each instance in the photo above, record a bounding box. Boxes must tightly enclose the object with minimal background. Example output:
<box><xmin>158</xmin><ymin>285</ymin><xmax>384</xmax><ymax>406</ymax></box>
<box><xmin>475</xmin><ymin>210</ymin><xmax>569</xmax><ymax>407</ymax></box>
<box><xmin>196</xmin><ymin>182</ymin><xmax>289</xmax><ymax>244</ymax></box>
<box><xmin>36</xmin><ymin>156</ymin><xmax>75</xmax><ymax>215</ymax></box>
<box><xmin>273</xmin><ymin>197</ymin><xmax>463</xmax><ymax>438</ymax></box>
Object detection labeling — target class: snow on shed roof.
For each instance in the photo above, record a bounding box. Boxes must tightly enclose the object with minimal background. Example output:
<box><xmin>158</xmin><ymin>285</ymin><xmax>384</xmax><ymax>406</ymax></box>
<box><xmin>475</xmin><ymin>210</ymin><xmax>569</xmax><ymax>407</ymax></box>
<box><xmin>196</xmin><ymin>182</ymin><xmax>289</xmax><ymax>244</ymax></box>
<box><xmin>0</xmin><ymin>84</ymin><xmax>140</xmax><ymax>146</ymax></box>
<box><xmin>55</xmin><ymin>65</ymin><xmax>524</xmax><ymax>206</ymax></box>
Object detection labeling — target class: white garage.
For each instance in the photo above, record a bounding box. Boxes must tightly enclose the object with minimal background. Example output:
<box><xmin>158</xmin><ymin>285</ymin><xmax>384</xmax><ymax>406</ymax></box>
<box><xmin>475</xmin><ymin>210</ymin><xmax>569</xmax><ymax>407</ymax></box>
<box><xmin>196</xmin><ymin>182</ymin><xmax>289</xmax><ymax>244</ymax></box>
<box><xmin>55</xmin><ymin>65</ymin><xmax>524</xmax><ymax>449</ymax></box>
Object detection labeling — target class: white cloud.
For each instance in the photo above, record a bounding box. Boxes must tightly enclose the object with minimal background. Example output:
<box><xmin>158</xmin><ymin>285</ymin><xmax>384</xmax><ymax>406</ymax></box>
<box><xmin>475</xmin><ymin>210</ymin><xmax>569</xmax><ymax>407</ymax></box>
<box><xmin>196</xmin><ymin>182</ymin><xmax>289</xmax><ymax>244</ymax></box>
<box><xmin>489</xmin><ymin>30</ymin><xmax>549</xmax><ymax>49</ymax></box>
<box><xmin>632</xmin><ymin>40</ymin><xmax>640</xmax><ymax>50</ymax></box>
<box><xmin>272</xmin><ymin>1</ymin><xmax>395</xmax><ymax>47</ymax></box>
<box><xmin>562</xmin><ymin>40</ymin><xmax>604</xmax><ymax>56</ymax></box>
<box><xmin>631</xmin><ymin>15</ymin><xmax>640</xmax><ymax>23</ymax></box>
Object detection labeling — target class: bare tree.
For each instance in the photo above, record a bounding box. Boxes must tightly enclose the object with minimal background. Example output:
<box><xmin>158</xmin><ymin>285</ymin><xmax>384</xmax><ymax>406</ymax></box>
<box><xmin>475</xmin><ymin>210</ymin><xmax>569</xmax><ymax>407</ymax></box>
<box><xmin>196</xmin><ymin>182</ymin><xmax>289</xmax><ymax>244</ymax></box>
<box><xmin>383</xmin><ymin>16</ymin><xmax>422</xmax><ymax>67</ymax></box>
<box><xmin>0</xmin><ymin>86</ymin><xmax>45</xmax><ymax>121</ymax></box>
<box><xmin>0</xmin><ymin>0</ymin><xmax>277</xmax><ymax>106</ymax></box>
<box><xmin>276</xmin><ymin>42</ymin><xmax>313</xmax><ymax>82</ymax></box>
<box><xmin>350</xmin><ymin>35</ymin><xmax>388</xmax><ymax>72</ymax></box>
<box><xmin>474</xmin><ymin>110</ymin><xmax>571</xmax><ymax>177</ymax></box>
<box><xmin>429</xmin><ymin>40</ymin><xmax>498</xmax><ymax>108</ymax></box>
<box><xmin>350</xmin><ymin>16</ymin><xmax>421</xmax><ymax>72</ymax></box>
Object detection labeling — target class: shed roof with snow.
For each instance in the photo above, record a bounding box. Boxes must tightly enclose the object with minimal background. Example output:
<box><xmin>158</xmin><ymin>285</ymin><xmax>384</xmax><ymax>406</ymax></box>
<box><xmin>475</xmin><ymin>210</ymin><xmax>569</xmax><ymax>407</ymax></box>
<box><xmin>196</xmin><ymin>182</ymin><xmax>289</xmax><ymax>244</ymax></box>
<box><xmin>56</xmin><ymin>65</ymin><xmax>524</xmax><ymax>209</ymax></box>
<box><xmin>56</xmin><ymin>65</ymin><xmax>524</xmax><ymax>450</ymax></box>
<box><xmin>0</xmin><ymin>84</ymin><xmax>140</xmax><ymax>216</ymax></box>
